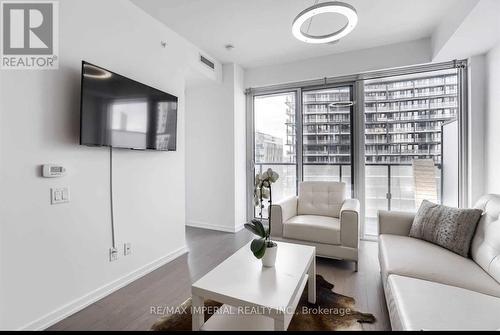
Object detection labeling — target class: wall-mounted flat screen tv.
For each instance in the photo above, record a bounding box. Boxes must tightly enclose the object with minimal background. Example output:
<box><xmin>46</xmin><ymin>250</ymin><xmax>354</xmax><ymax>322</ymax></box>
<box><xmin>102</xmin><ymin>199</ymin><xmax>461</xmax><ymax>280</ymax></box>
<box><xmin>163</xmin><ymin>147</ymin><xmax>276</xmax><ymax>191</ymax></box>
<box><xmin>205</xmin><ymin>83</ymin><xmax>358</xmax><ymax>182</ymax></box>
<box><xmin>80</xmin><ymin>61</ymin><xmax>178</xmax><ymax>151</ymax></box>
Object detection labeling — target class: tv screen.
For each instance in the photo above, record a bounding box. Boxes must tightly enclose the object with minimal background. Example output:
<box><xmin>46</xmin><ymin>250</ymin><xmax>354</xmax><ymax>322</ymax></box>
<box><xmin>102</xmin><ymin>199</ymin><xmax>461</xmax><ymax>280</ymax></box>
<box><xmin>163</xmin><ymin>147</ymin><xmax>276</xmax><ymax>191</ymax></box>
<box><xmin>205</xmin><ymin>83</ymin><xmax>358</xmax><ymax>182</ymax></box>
<box><xmin>80</xmin><ymin>61</ymin><xmax>178</xmax><ymax>151</ymax></box>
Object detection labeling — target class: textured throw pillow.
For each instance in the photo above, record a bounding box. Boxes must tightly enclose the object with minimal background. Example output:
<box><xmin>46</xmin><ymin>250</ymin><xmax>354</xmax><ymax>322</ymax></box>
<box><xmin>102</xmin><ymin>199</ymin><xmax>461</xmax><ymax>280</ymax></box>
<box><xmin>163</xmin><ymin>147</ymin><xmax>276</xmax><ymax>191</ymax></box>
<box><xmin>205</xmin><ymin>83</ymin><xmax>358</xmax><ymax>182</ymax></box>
<box><xmin>409</xmin><ymin>200</ymin><xmax>483</xmax><ymax>257</ymax></box>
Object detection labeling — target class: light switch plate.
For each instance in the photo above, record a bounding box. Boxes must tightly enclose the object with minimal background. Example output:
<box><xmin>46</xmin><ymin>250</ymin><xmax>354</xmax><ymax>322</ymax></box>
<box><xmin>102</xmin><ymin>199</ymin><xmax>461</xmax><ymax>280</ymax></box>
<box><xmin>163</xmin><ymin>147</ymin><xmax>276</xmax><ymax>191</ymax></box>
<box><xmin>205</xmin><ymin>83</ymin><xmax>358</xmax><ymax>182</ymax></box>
<box><xmin>51</xmin><ymin>187</ymin><xmax>70</xmax><ymax>204</ymax></box>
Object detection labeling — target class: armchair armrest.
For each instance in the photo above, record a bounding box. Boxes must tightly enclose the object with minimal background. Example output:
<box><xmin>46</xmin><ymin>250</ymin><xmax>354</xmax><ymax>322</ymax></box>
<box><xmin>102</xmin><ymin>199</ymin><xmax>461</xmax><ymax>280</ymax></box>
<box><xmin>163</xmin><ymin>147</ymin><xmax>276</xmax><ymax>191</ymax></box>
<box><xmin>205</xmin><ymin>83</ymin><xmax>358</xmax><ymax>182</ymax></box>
<box><xmin>270</xmin><ymin>196</ymin><xmax>297</xmax><ymax>238</ymax></box>
<box><xmin>340</xmin><ymin>198</ymin><xmax>360</xmax><ymax>248</ymax></box>
<box><xmin>377</xmin><ymin>210</ymin><xmax>415</xmax><ymax>236</ymax></box>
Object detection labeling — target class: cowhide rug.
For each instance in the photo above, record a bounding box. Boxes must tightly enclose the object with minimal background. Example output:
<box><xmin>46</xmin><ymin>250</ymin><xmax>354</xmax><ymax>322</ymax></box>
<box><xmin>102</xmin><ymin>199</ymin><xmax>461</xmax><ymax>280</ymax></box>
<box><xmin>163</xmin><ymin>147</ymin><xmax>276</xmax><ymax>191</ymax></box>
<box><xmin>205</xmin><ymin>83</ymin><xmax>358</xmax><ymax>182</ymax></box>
<box><xmin>151</xmin><ymin>274</ymin><xmax>375</xmax><ymax>331</ymax></box>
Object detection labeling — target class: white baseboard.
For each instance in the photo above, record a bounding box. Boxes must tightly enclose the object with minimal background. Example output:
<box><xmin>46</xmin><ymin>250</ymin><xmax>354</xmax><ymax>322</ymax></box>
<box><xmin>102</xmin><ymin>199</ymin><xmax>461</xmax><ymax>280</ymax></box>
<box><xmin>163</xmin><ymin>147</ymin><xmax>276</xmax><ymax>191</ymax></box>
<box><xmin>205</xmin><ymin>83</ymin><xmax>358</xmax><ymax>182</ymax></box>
<box><xmin>21</xmin><ymin>246</ymin><xmax>188</xmax><ymax>331</ymax></box>
<box><xmin>187</xmin><ymin>220</ymin><xmax>245</xmax><ymax>233</ymax></box>
<box><xmin>234</xmin><ymin>223</ymin><xmax>245</xmax><ymax>233</ymax></box>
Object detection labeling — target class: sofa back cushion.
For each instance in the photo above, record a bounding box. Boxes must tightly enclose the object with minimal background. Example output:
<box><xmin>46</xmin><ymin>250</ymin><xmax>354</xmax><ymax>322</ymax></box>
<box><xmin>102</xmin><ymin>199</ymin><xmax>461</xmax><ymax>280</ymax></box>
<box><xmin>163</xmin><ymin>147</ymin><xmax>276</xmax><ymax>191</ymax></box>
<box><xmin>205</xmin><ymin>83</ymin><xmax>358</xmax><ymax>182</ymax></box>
<box><xmin>298</xmin><ymin>181</ymin><xmax>346</xmax><ymax>218</ymax></box>
<box><xmin>472</xmin><ymin>194</ymin><xmax>500</xmax><ymax>284</ymax></box>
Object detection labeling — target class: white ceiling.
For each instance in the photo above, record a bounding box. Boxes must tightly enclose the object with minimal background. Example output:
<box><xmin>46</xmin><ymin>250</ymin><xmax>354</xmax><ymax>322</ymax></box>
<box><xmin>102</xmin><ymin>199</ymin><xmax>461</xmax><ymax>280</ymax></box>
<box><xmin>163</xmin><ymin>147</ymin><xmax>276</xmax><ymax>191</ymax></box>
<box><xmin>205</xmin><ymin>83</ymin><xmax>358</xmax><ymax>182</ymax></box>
<box><xmin>131</xmin><ymin>0</ymin><xmax>461</xmax><ymax>69</ymax></box>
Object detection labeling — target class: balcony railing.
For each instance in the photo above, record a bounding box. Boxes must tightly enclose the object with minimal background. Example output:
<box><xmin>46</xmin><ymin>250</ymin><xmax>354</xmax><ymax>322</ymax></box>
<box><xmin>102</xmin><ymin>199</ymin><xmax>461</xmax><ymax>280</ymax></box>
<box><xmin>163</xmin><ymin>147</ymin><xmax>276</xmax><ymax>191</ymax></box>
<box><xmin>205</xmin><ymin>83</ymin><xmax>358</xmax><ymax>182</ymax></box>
<box><xmin>365</xmin><ymin>163</ymin><xmax>442</xmax><ymax>233</ymax></box>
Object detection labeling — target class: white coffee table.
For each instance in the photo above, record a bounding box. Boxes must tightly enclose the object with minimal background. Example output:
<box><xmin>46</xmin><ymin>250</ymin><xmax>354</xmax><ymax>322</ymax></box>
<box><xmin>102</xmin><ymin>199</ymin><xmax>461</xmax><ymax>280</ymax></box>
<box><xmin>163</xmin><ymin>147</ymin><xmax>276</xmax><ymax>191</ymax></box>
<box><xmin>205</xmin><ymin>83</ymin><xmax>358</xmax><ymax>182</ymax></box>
<box><xmin>191</xmin><ymin>241</ymin><xmax>316</xmax><ymax>331</ymax></box>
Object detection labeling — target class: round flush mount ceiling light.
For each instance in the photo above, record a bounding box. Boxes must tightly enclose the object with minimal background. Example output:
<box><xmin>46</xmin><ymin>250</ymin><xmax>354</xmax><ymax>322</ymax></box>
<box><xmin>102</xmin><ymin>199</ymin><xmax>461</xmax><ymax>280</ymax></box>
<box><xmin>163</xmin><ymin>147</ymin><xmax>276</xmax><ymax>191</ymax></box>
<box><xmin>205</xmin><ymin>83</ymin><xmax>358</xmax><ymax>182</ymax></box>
<box><xmin>292</xmin><ymin>1</ymin><xmax>358</xmax><ymax>44</ymax></box>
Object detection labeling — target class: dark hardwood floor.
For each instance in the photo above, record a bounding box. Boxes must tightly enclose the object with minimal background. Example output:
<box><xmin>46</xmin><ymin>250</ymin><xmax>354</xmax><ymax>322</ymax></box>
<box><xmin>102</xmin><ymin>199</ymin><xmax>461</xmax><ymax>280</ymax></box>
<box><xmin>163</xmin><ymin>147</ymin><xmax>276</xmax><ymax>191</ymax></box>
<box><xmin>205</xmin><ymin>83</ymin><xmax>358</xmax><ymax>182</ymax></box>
<box><xmin>48</xmin><ymin>227</ymin><xmax>390</xmax><ymax>331</ymax></box>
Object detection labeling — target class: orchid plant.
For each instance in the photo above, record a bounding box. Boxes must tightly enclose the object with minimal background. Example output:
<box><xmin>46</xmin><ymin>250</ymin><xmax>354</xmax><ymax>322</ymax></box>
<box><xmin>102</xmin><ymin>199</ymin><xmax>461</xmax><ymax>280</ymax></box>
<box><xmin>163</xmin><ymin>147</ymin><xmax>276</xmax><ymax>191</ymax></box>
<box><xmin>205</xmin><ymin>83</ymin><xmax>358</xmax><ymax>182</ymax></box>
<box><xmin>244</xmin><ymin>168</ymin><xmax>279</xmax><ymax>259</ymax></box>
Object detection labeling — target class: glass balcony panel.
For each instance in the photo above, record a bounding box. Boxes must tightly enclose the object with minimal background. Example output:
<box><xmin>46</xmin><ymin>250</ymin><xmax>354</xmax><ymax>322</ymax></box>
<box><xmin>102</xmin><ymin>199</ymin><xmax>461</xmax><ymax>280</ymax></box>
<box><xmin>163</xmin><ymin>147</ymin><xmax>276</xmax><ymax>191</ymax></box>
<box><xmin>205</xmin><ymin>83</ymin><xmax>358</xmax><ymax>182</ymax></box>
<box><xmin>303</xmin><ymin>165</ymin><xmax>340</xmax><ymax>182</ymax></box>
<box><xmin>341</xmin><ymin>165</ymin><xmax>352</xmax><ymax>195</ymax></box>
<box><xmin>390</xmin><ymin>166</ymin><xmax>417</xmax><ymax>212</ymax></box>
<box><xmin>365</xmin><ymin>165</ymin><xmax>389</xmax><ymax>236</ymax></box>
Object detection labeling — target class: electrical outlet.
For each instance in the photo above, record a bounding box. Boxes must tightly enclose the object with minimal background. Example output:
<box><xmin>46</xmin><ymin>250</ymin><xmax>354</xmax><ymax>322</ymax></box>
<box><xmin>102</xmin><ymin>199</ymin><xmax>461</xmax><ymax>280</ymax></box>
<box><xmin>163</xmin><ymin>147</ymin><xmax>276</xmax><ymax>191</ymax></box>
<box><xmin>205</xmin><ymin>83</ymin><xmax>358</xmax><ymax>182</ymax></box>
<box><xmin>124</xmin><ymin>243</ymin><xmax>131</xmax><ymax>256</ymax></box>
<box><xmin>109</xmin><ymin>248</ymin><xmax>118</xmax><ymax>262</ymax></box>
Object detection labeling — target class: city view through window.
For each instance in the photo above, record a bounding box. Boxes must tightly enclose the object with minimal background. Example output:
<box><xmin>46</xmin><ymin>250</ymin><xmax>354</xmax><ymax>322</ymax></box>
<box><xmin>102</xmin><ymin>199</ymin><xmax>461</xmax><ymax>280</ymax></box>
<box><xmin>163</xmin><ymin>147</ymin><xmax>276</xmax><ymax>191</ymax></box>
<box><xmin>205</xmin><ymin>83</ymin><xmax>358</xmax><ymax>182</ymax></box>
<box><xmin>253</xmin><ymin>69</ymin><xmax>459</xmax><ymax>236</ymax></box>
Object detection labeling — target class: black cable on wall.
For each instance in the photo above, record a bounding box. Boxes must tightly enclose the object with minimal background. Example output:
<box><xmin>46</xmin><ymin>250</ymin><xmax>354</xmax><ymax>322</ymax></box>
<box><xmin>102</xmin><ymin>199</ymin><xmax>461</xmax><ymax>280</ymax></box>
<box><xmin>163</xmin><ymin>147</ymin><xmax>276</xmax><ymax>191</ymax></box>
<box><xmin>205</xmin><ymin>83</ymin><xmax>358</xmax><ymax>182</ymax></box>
<box><xmin>109</xmin><ymin>146</ymin><xmax>116</xmax><ymax>249</ymax></box>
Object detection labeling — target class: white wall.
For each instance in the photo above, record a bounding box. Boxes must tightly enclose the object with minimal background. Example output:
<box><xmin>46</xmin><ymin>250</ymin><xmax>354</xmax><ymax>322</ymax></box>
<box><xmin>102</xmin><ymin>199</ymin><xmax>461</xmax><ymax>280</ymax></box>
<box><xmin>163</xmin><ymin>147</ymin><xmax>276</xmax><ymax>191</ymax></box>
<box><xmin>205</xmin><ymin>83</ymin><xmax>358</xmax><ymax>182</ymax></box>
<box><xmin>468</xmin><ymin>55</ymin><xmax>486</xmax><ymax>204</ymax></box>
<box><xmin>245</xmin><ymin>38</ymin><xmax>432</xmax><ymax>88</ymax></box>
<box><xmin>0</xmin><ymin>0</ymin><xmax>217</xmax><ymax>329</ymax></box>
<box><xmin>185</xmin><ymin>63</ymin><xmax>246</xmax><ymax>232</ymax></box>
<box><xmin>484</xmin><ymin>44</ymin><xmax>500</xmax><ymax>193</ymax></box>
<box><xmin>431</xmin><ymin>0</ymin><xmax>480</xmax><ymax>60</ymax></box>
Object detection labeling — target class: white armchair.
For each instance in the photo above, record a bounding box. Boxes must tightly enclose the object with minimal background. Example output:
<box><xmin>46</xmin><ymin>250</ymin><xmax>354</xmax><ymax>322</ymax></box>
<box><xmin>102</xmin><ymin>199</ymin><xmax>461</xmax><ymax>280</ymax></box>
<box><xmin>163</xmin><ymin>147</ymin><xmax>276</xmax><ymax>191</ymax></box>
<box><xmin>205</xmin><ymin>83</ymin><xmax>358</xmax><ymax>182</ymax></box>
<box><xmin>270</xmin><ymin>181</ymin><xmax>360</xmax><ymax>271</ymax></box>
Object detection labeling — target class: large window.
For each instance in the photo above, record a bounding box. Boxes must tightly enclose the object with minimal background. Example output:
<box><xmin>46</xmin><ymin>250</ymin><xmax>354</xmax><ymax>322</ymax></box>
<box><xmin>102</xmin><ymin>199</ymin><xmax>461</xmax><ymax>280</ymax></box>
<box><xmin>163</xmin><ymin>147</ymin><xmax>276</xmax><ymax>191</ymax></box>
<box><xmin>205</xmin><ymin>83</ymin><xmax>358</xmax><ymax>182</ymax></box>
<box><xmin>248</xmin><ymin>61</ymin><xmax>466</xmax><ymax>239</ymax></box>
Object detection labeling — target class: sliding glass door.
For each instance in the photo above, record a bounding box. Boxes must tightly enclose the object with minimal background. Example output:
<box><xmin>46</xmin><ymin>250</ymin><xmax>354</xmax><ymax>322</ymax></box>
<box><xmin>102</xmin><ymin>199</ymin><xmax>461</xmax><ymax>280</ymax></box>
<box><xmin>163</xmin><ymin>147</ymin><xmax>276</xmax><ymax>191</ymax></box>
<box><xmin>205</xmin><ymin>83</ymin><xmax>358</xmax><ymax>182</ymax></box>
<box><xmin>363</xmin><ymin>69</ymin><xmax>460</xmax><ymax>236</ymax></box>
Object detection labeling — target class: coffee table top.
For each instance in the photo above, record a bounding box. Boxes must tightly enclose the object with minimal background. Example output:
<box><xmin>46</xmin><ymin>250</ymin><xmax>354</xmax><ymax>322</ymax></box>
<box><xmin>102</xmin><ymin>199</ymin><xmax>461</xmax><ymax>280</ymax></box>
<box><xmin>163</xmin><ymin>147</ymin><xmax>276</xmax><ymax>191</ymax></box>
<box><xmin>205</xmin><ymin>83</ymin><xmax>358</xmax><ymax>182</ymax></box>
<box><xmin>192</xmin><ymin>241</ymin><xmax>315</xmax><ymax>313</ymax></box>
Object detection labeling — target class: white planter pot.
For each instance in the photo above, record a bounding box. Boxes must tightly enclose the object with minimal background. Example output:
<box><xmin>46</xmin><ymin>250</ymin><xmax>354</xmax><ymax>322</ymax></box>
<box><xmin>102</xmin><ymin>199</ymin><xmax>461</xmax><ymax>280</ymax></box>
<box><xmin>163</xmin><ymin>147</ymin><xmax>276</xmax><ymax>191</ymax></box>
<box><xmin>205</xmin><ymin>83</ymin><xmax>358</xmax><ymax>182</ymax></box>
<box><xmin>262</xmin><ymin>243</ymin><xmax>278</xmax><ymax>267</ymax></box>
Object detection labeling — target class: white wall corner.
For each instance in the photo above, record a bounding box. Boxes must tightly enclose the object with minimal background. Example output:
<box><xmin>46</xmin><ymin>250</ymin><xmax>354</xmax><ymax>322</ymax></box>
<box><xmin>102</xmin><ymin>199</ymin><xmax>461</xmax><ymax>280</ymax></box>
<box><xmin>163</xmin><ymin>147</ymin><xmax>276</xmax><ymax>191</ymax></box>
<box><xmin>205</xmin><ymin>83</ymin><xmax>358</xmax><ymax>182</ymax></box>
<box><xmin>431</xmin><ymin>0</ymin><xmax>480</xmax><ymax>60</ymax></box>
<box><xmin>432</xmin><ymin>0</ymin><xmax>500</xmax><ymax>62</ymax></box>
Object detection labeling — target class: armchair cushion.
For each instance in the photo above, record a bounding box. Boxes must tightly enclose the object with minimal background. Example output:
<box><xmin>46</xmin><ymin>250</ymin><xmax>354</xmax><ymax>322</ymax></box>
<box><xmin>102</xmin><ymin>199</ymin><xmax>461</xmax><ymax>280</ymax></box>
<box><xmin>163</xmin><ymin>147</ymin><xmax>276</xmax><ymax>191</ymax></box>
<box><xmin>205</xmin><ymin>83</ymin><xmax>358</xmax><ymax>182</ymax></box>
<box><xmin>283</xmin><ymin>215</ymin><xmax>341</xmax><ymax>245</ymax></box>
<box><xmin>297</xmin><ymin>181</ymin><xmax>346</xmax><ymax>218</ymax></box>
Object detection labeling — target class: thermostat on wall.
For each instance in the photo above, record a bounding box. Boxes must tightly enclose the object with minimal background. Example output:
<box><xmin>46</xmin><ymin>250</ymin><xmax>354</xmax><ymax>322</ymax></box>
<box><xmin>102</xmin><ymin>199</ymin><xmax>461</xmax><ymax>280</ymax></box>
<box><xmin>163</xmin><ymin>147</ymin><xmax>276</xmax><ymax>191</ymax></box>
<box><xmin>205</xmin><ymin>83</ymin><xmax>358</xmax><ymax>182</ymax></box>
<box><xmin>42</xmin><ymin>164</ymin><xmax>66</xmax><ymax>178</ymax></box>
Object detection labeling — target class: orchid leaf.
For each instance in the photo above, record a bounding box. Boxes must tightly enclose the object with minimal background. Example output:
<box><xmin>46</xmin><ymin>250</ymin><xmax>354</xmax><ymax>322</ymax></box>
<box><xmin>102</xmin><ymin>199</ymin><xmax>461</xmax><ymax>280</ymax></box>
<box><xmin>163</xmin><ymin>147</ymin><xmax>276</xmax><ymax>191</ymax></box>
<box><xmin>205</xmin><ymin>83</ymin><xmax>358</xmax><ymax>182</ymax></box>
<box><xmin>252</xmin><ymin>219</ymin><xmax>266</xmax><ymax>238</ymax></box>
<box><xmin>251</xmin><ymin>238</ymin><xmax>266</xmax><ymax>259</ymax></box>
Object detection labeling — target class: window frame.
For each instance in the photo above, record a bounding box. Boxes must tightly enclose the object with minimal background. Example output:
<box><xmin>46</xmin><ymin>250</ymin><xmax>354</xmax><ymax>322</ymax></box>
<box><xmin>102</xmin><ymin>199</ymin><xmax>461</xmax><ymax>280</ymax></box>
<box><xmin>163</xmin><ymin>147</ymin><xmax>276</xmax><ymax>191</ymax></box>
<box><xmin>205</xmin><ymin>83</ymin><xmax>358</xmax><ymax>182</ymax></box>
<box><xmin>246</xmin><ymin>60</ymin><xmax>468</xmax><ymax>239</ymax></box>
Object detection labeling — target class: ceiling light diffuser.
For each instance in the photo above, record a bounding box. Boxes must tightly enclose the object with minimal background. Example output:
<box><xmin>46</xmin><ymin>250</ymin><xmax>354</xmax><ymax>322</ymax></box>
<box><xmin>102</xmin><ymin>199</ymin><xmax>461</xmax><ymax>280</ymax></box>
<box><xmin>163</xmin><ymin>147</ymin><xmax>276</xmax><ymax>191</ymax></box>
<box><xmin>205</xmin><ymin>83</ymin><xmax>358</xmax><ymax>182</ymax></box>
<box><xmin>292</xmin><ymin>1</ymin><xmax>358</xmax><ymax>44</ymax></box>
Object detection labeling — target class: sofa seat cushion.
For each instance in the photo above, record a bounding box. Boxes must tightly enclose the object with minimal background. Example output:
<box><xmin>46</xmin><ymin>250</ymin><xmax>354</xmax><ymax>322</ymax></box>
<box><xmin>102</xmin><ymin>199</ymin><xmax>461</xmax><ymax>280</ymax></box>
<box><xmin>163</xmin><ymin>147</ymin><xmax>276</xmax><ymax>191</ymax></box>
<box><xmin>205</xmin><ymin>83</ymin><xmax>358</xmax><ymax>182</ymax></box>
<box><xmin>387</xmin><ymin>274</ymin><xmax>500</xmax><ymax>330</ymax></box>
<box><xmin>283</xmin><ymin>215</ymin><xmax>340</xmax><ymax>245</ymax></box>
<box><xmin>379</xmin><ymin>234</ymin><xmax>500</xmax><ymax>298</ymax></box>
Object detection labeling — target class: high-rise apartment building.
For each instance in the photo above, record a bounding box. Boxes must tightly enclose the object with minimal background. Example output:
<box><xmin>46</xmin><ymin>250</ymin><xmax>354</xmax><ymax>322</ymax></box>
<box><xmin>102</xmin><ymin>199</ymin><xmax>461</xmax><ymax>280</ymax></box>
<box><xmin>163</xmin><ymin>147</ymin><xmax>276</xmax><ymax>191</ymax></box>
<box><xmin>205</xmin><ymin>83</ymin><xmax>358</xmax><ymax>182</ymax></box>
<box><xmin>282</xmin><ymin>72</ymin><xmax>458</xmax><ymax>167</ymax></box>
<box><xmin>254</xmin><ymin>132</ymin><xmax>284</xmax><ymax>163</ymax></box>
<box><xmin>364</xmin><ymin>72</ymin><xmax>458</xmax><ymax>165</ymax></box>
